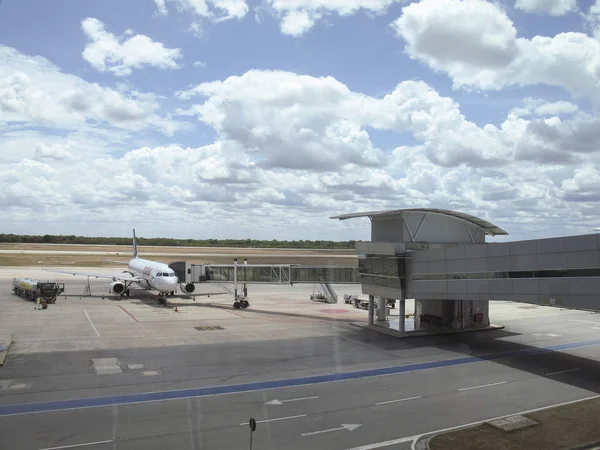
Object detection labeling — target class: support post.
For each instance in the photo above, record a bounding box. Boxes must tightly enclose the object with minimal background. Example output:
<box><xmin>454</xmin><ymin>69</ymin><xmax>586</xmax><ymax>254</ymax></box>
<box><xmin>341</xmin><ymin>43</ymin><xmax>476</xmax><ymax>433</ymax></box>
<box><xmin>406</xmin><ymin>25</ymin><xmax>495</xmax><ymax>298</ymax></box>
<box><xmin>243</xmin><ymin>258</ymin><xmax>248</xmax><ymax>298</ymax></box>
<box><xmin>368</xmin><ymin>295</ymin><xmax>375</xmax><ymax>325</ymax></box>
<box><xmin>399</xmin><ymin>299</ymin><xmax>405</xmax><ymax>332</ymax></box>
<box><xmin>234</xmin><ymin>258</ymin><xmax>238</xmax><ymax>300</ymax></box>
<box><xmin>376</xmin><ymin>296</ymin><xmax>386</xmax><ymax>322</ymax></box>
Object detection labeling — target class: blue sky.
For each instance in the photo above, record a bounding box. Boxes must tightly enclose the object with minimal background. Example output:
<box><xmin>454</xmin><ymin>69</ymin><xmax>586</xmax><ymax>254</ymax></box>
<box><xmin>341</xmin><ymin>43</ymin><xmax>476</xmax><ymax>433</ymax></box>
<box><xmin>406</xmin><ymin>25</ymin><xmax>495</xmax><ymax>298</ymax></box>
<box><xmin>1</xmin><ymin>0</ymin><xmax>600</xmax><ymax>241</ymax></box>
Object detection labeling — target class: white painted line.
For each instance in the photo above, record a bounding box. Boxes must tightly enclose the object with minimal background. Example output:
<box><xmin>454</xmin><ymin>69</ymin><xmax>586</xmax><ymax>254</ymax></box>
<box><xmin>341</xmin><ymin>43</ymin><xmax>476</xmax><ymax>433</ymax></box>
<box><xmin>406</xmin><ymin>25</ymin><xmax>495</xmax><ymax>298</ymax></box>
<box><xmin>83</xmin><ymin>309</ymin><xmax>100</xmax><ymax>337</ymax></box>
<box><xmin>238</xmin><ymin>414</ymin><xmax>306</xmax><ymax>426</ymax></box>
<box><xmin>546</xmin><ymin>368</ymin><xmax>580</xmax><ymax>376</ymax></box>
<box><xmin>302</xmin><ymin>424</ymin><xmax>361</xmax><ymax>436</ymax></box>
<box><xmin>571</xmin><ymin>319</ymin><xmax>599</xmax><ymax>325</ymax></box>
<box><xmin>266</xmin><ymin>396</ymin><xmax>318</xmax><ymax>405</ymax></box>
<box><xmin>345</xmin><ymin>395</ymin><xmax>600</xmax><ymax>450</ymax></box>
<box><xmin>458</xmin><ymin>381</ymin><xmax>507</xmax><ymax>391</ymax></box>
<box><xmin>38</xmin><ymin>439</ymin><xmax>113</xmax><ymax>450</ymax></box>
<box><xmin>346</xmin><ymin>436</ymin><xmax>416</xmax><ymax>449</ymax></box>
<box><xmin>375</xmin><ymin>396</ymin><xmax>421</xmax><ymax>406</ymax></box>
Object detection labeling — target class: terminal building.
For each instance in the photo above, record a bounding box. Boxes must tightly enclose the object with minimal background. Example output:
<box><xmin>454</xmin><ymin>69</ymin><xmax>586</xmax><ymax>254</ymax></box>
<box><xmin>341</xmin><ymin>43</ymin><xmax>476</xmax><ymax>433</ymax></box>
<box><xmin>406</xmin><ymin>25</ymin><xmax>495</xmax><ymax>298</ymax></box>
<box><xmin>331</xmin><ymin>208</ymin><xmax>600</xmax><ymax>333</ymax></box>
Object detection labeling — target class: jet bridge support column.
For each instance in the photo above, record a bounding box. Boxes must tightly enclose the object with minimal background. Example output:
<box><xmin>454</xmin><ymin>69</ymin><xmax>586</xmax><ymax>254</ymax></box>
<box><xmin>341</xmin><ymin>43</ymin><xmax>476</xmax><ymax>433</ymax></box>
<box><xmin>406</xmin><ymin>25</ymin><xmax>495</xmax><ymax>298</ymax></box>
<box><xmin>399</xmin><ymin>299</ymin><xmax>405</xmax><ymax>332</ymax></box>
<box><xmin>376</xmin><ymin>296</ymin><xmax>386</xmax><ymax>322</ymax></box>
<box><xmin>368</xmin><ymin>295</ymin><xmax>374</xmax><ymax>325</ymax></box>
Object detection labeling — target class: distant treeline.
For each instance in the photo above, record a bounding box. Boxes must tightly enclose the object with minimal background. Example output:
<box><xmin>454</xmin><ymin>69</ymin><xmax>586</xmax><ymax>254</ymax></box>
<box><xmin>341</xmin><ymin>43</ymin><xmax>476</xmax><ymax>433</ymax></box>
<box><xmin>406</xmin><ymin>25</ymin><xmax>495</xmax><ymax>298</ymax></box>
<box><xmin>0</xmin><ymin>233</ymin><xmax>357</xmax><ymax>249</ymax></box>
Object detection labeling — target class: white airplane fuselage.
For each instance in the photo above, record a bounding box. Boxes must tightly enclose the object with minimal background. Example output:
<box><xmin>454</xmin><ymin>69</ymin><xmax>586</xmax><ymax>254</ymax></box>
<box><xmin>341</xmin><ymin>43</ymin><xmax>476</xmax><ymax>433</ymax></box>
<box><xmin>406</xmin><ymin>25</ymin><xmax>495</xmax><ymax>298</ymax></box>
<box><xmin>127</xmin><ymin>257</ymin><xmax>179</xmax><ymax>294</ymax></box>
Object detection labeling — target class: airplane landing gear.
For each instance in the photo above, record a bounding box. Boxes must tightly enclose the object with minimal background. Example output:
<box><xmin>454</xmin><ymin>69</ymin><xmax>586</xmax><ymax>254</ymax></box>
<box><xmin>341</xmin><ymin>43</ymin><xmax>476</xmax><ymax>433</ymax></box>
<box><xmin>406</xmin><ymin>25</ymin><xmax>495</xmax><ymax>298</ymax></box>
<box><xmin>233</xmin><ymin>299</ymin><xmax>250</xmax><ymax>309</ymax></box>
<box><xmin>158</xmin><ymin>296</ymin><xmax>167</xmax><ymax>306</ymax></box>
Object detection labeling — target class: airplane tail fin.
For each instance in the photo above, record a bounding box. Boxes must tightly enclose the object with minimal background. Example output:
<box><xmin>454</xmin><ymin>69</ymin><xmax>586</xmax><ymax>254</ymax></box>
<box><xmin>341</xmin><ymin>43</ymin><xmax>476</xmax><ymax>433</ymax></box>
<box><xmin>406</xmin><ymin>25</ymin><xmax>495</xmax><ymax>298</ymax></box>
<box><xmin>132</xmin><ymin>228</ymin><xmax>138</xmax><ymax>258</ymax></box>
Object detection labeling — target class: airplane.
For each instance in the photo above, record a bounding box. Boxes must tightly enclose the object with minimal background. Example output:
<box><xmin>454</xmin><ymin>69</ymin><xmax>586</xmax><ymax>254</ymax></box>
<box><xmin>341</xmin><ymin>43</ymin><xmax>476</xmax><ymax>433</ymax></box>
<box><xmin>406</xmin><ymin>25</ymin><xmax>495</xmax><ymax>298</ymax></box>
<box><xmin>43</xmin><ymin>229</ymin><xmax>197</xmax><ymax>305</ymax></box>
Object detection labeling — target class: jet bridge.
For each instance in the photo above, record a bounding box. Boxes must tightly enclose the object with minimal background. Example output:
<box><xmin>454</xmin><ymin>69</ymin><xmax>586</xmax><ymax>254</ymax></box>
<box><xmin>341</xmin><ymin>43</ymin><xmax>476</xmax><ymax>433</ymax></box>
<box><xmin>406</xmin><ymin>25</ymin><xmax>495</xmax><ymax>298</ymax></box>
<box><xmin>169</xmin><ymin>260</ymin><xmax>360</xmax><ymax>309</ymax></box>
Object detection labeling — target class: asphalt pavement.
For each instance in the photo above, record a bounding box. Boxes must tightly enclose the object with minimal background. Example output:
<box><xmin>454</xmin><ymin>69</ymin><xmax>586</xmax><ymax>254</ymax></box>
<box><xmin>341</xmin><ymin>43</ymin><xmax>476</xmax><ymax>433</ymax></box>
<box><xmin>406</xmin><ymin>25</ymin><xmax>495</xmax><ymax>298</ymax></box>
<box><xmin>3</xmin><ymin>278</ymin><xmax>600</xmax><ymax>449</ymax></box>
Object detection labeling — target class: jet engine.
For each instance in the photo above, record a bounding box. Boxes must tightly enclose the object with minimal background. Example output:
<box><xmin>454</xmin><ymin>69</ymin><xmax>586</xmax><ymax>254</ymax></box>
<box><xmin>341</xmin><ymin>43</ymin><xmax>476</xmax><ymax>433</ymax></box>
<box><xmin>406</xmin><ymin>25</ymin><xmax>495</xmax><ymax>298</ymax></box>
<box><xmin>180</xmin><ymin>282</ymin><xmax>196</xmax><ymax>294</ymax></box>
<box><xmin>110</xmin><ymin>281</ymin><xmax>126</xmax><ymax>295</ymax></box>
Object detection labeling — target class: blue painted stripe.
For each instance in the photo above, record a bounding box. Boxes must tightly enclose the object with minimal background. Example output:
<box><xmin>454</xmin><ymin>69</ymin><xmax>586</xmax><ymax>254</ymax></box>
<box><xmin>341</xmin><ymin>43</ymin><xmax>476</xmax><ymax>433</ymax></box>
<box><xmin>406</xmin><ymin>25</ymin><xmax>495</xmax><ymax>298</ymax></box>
<box><xmin>1</xmin><ymin>338</ymin><xmax>599</xmax><ymax>417</ymax></box>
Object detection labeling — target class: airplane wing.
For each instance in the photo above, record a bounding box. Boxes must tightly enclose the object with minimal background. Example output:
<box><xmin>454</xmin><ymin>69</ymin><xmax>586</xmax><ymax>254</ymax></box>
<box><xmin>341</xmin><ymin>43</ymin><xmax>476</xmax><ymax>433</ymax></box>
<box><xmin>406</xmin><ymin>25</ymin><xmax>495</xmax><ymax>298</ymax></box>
<box><xmin>42</xmin><ymin>268</ymin><xmax>140</xmax><ymax>282</ymax></box>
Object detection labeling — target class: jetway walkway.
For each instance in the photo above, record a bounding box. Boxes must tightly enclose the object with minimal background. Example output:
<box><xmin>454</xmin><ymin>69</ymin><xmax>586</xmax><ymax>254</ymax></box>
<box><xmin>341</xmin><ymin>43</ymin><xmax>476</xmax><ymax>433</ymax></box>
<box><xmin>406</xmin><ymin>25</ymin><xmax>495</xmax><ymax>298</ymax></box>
<box><xmin>168</xmin><ymin>261</ymin><xmax>359</xmax><ymax>309</ymax></box>
<box><xmin>185</xmin><ymin>263</ymin><xmax>360</xmax><ymax>285</ymax></box>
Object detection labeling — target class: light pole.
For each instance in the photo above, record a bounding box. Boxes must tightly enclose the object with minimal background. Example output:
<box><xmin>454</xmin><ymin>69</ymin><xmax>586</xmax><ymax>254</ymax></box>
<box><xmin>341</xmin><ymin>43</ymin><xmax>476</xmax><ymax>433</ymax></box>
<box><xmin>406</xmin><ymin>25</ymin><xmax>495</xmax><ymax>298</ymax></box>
<box><xmin>248</xmin><ymin>418</ymin><xmax>256</xmax><ymax>449</ymax></box>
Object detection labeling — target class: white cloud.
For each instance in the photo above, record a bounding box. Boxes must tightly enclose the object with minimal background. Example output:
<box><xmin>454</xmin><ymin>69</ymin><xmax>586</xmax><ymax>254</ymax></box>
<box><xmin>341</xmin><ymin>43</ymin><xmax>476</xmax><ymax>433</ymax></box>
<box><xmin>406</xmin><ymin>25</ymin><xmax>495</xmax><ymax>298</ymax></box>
<box><xmin>0</xmin><ymin>45</ymin><xmax>181</xmax><ymax>134</ymax></box>
<box><xmin>193</xmin><ymin>60</ymin><xmax>207</xmax><ymax>67</ymax></box>
<box><xmin>511</xmin><ymin>98</ymin><xmax>579</xmax><ymax>117</ymax></box>
<box><xmin>265</xmin><ymin>0</ymin><xmax>401</xmax><ymax>36</ymax></box>
<box><xmin>3</xmin><ymin>65</ymin><xmax>600</xmax><ymax>240</ymax></box>
<box><xmin>178</xmin><ymin>70</ymin><xmax>387</xmax><ymax>170</ymax></box>
<box><xmin>155</xmin><ymin>0</ymin><xmax>248</xmax><ymax>22</ymax></box>
<box><xmin>392</xmin><ymin>0</ymin><xmax>600</xmax><ymax>106</ymax></box>
<box><xmin>33</xmin><ymin>143</ymin><xmax>73</xmax><ymax>161</ymax></box>
<box><xmin>154</xmin><ymin>0</ymin><xmax>168</xmax><ymax>15</ymax></box>
<box><xmin>515</xmin><ymin>0</ymin><xmax>577</xmax><ymax>16</ymax></box>
<box><xmin>81</xmin><ymin>18</ymin><xmax>182</xmax><ymax>76</ymax></box>
<box><xmin>585</xmin><ymin>0</ymin><xmax>600</xmax><ymax>38</ymax></box>
<box><xmin>177</xmin><ymin>69</ymin><xmax>600</xmax><ymax>172</ymax></box>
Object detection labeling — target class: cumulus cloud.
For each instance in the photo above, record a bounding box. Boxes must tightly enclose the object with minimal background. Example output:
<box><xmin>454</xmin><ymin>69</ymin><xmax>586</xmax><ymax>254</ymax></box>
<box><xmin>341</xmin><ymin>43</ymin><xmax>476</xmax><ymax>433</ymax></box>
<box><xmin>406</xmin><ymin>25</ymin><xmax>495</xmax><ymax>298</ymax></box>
<box><xmin>154</xmin><ymin>0</ymin><xmax>248</xmax><ymax>22</ymax></box>
<box><xmin>0</xmin><ymin>44</ymin><xmax>181</xmax><ymax>134</ymax></box>
<box><xmin>392</xmin><ymin>0</ymin><xmax>600</xmax><ymax>106</ymax></box>
<box><xmin>264</xmin><ymin>0</ymin><xmax>401</xmax><ymax>36</ymax></box>
<box><xmin>178</xmin><ymin>70</ymin><xmax>387</xmax><ymax>170</ymax></box>
<box><xmin>81</xmin><ymin>18</ymin><xmax>182</xmax><ymax>76</ymax></box>
<box><xmin>33</xmin><ymin>143</ymin><xmax>73</xmax><ymax>161</ymax></box>
<box><xmin>515</xmin><ymin>0</ymin><xmax>577</xmax><ymax>16</ymax></box>
<box><xmin>177</xmin><ymin>69</ymin><xmax>600</xmax><ymax>171</ymax></box>
<box><xmin>3</xmin><ymin>63</ymin><xmax>600</xmax><ymax>240</ymax></box>
<box><xmin>585</xmin><ymin>0</ymin><xmax>600</xmax><ymax>38</ymax></box>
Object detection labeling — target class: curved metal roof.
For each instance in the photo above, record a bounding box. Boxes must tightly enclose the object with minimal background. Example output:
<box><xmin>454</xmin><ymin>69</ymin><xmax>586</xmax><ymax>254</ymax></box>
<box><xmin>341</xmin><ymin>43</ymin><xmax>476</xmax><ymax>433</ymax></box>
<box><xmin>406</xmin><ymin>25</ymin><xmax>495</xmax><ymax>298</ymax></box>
<box><xmin>330</xmin><ymin>208</ymin><xmax>508</xmax><ymax>236</ymax></box>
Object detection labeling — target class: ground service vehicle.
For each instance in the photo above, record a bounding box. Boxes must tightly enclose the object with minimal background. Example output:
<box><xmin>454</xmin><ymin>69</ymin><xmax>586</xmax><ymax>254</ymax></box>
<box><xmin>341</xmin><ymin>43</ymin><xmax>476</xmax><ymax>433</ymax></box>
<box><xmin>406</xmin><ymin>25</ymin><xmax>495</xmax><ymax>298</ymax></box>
<box><xmin>12</xmin><ymin>278</ymin><xmax>65</xmax><ymax>304</ymax></box>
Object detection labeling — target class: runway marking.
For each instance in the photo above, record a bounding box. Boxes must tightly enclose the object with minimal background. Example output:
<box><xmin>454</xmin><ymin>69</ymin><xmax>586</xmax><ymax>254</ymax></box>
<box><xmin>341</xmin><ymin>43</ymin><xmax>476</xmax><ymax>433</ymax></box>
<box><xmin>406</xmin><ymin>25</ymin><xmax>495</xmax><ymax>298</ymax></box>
<box><xmin>238</xmin><ymin>414</ymin><xmax>306</xmax><ymax>425</ymax></box>
<box><xmin>3</xmin><ymin>337</ymin><xmax>600</xmax><ymax>417</ymax></box>
<box><xmin>346</xmin><ymin>395</ymin><xmax>600</xmax><ymax>450</ymax></box>
<box><xmin>83</xmin><ymin>309</ymin><xmax>100</xmax><ymax>337</ymax></box>
<box><xmin>118</xmin><ymin>305</ymin><xmax>139</xmax><ymax>323</ymax></box>
<box><xmin>38</xmin><ymin>439</ymin><xmax>113</xmax><ymax>450</ymax></box>
<box><xmin>459</xmin><ymin>381</ymin><xmax>506</xmax><ymax>391</ymax></box>
<box><xmin>375</xmin><ymin>396</ymin><xmax>421</xmax><ymax>406</ymax></box>
<box><xmin>546</xmin><ymin>368</ymin><xmax>580</xmax><ymax>376</ymax></box>
<box><xmin>571</xmin><ymin>319</ymin><xmax>599</xmax><ymax>325</ymax></box>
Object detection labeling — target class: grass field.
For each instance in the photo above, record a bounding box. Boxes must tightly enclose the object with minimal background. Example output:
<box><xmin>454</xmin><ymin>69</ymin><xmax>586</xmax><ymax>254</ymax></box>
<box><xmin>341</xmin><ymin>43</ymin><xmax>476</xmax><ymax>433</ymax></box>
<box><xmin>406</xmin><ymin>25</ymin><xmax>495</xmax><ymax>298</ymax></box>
<box><xmin>0</xmin><ymin>243</ymin><xmax>355</xmax><ymax>254</ymax></box>
<box><xmin>0</xmin><ymin>244</ymin><xmax>357</xmax><ymax>267</ymax></box>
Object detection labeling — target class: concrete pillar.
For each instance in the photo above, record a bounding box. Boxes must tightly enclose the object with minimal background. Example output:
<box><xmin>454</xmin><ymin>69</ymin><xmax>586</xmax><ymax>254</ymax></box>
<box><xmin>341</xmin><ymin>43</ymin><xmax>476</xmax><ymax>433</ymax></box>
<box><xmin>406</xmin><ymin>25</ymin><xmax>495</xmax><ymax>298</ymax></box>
<box><xmin>368</xmin><ymin>295</ymin><xmax>375</xmax><ymax>325</ymax></box>
<box><xmin>415</xmin><ymin>300</ymin><xmax>422</xmax><ymax>329</ymax></box>
<box><xmin>376</xmin><ymin>296</ymin><xmax>386</xmax><ymax>321</ymax></box>
<box><xmin>399</xmin><ymin>299</ymin><xmax>405</xmax><ymax>332</ymax></box>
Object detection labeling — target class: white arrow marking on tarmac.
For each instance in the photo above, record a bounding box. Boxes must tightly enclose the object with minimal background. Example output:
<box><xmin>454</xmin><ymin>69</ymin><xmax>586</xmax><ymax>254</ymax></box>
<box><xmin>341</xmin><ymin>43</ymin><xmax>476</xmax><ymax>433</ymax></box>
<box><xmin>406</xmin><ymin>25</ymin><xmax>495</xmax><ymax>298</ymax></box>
<box><xmin>265</xmin><ymin>396</ymin><xmax>318</xmax><ymax>405</ymax></box>
<box><xmin>302</xmin><ymin>424</ymin><xmax>362</xmax><ymax>436</ymax></box>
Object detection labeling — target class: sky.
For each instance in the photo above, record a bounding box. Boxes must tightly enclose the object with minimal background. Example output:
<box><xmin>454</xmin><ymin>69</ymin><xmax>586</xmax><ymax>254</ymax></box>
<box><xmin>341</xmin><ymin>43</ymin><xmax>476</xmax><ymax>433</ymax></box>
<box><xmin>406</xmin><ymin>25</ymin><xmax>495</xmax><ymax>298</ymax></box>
<box><xmin>1</xmin><ymin>0</ymin><xmax>600</xmax><ymax>242</ymax></box>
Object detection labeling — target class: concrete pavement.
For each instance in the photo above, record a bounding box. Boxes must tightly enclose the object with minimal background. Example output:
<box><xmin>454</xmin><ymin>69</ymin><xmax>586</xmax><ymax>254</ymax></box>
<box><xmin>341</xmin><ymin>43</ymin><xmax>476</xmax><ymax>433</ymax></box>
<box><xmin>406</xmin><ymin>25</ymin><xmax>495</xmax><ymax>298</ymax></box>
<box><xmin>3</xmin><ymin>269</ymin><xmax>600</xmax><ymax>449</ymax></box>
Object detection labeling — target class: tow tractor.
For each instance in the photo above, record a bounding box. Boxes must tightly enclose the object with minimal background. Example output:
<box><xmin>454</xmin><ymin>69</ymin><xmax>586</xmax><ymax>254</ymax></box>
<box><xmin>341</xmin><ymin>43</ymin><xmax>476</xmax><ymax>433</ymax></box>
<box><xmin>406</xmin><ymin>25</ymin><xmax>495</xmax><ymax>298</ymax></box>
<box><xmin>12</xmin><ymin>278</ymin><xmax>65</xmax><ymax>304</ymax></box>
